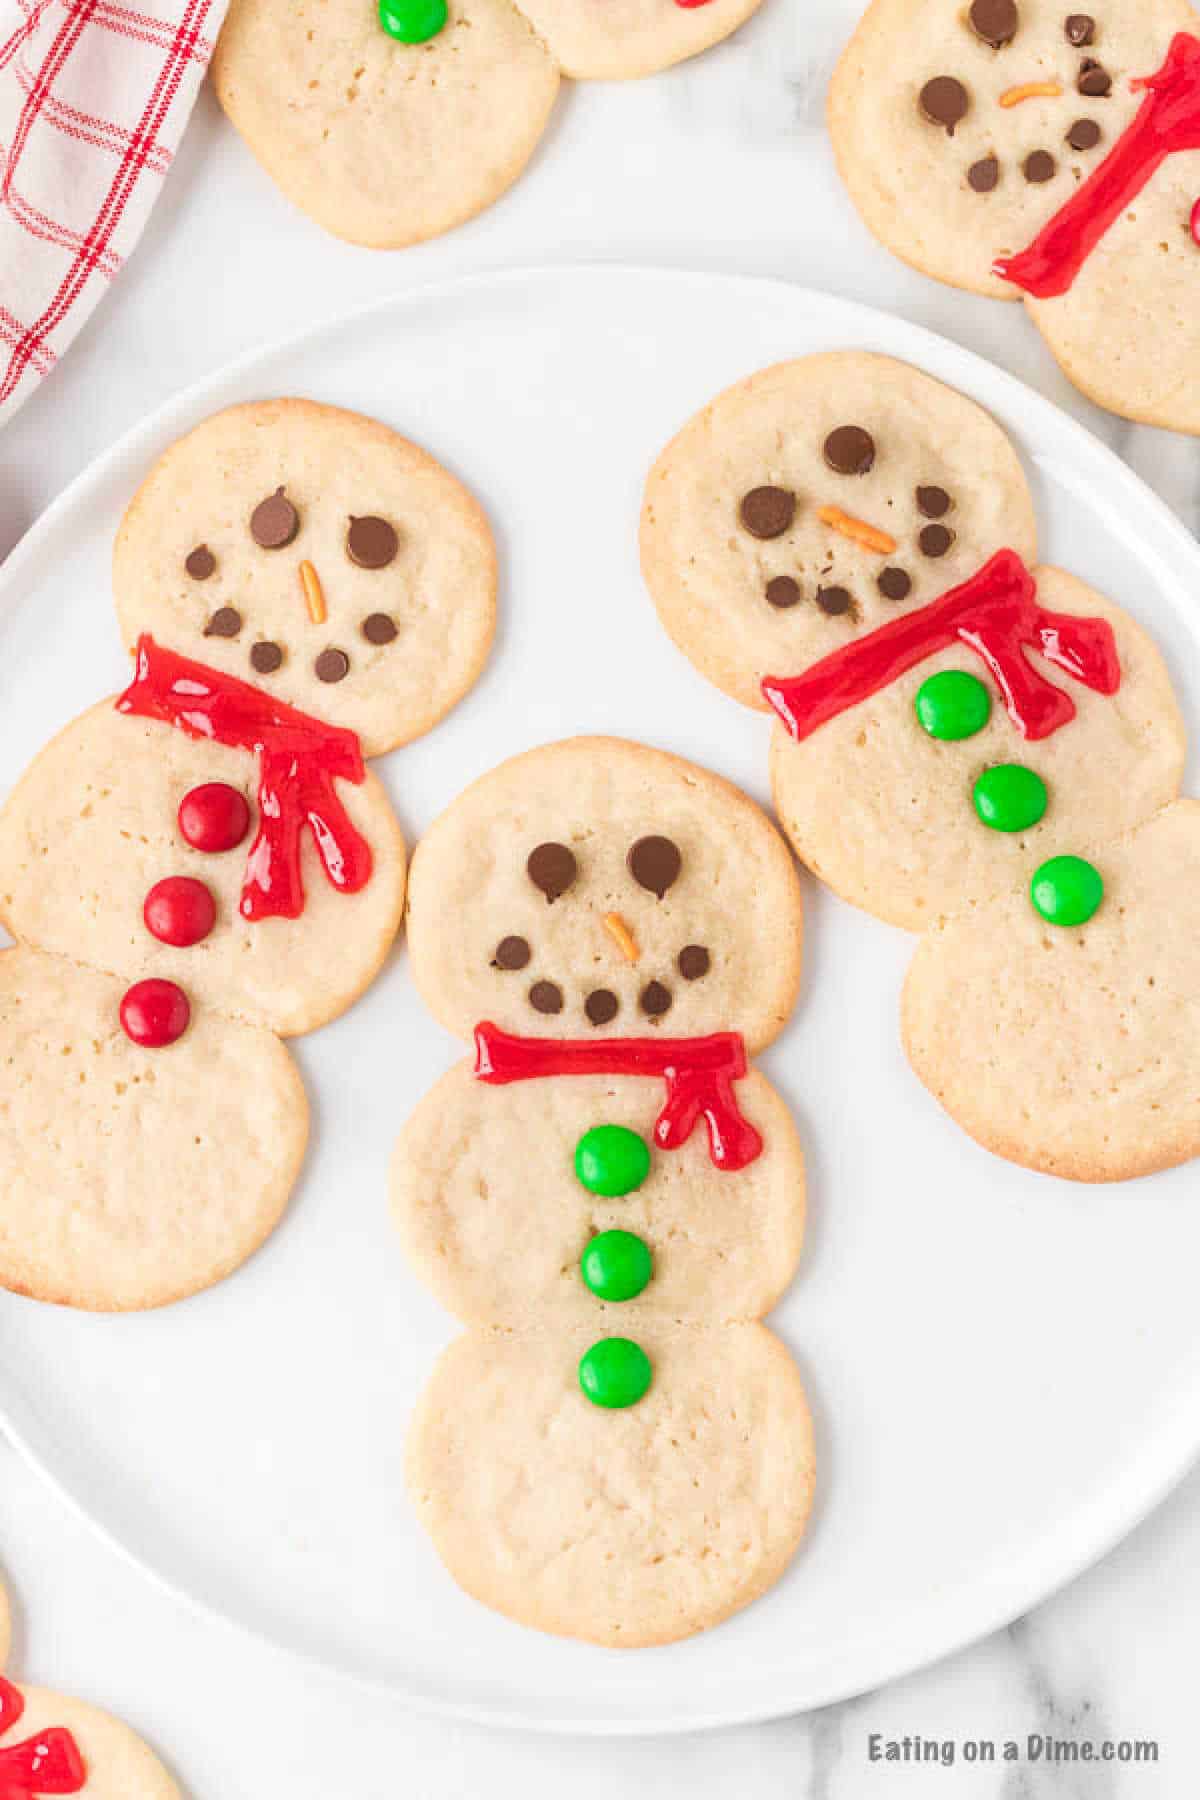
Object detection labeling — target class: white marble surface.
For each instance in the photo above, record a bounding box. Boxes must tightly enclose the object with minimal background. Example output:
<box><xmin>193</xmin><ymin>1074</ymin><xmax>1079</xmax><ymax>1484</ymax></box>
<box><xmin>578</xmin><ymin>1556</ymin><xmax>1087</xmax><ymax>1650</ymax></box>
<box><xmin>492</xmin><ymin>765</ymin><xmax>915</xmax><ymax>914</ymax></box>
<box><xmin>1</xmin><ymin>0</ymin><xmax>1198</xmax><ymax>1790</ymax></box>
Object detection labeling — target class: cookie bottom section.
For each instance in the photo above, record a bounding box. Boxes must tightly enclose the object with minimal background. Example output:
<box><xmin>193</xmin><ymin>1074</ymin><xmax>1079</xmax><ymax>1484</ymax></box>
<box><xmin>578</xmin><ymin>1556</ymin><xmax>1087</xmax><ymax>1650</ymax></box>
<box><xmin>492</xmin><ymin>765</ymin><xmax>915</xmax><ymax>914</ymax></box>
<box><xmin>406</xmin><ymin>1321</ymin><xmax>815</xmax><ymax>1647</ymax></box>
<box><xmin>0</xmin><ymin>944</ymin><xmax>308</xmax><ymax>1310</ymax></box>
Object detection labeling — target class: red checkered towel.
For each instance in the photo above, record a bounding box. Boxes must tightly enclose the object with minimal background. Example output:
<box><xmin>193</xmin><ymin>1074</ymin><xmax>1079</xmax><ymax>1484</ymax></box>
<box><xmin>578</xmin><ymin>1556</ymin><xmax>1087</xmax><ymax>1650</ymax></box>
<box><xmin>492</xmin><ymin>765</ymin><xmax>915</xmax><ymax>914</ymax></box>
<box><xmin>0</xmin><ymin>0</ymin><xmax>226</xmax><ymax>427</ymax></box>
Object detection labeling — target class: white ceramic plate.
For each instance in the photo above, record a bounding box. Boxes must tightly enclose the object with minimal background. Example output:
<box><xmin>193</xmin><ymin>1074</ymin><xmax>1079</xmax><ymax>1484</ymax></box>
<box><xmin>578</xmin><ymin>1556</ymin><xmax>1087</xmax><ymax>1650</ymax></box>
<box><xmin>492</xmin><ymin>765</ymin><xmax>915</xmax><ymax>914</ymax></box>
<box><xmin>1</xmin><ymin>267</ymin><xmax>1198</xmax><ymax>1735</ymax></box>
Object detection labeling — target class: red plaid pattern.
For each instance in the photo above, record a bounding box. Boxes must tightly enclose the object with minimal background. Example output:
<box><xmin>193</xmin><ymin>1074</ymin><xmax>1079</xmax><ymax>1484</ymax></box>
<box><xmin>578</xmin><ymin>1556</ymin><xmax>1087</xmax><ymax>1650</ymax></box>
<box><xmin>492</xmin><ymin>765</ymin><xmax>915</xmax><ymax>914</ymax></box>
<box><xmin>0</xmin><ymin>0</ymin><xmax>225</xmax><ymax>426</ymax></box>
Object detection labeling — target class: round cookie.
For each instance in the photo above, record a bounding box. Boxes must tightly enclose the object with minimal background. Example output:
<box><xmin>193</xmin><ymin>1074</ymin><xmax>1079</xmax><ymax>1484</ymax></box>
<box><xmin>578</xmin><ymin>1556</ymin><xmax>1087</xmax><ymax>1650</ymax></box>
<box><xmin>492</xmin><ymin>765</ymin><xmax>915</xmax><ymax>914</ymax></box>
<box><xmin>829</xmin><ymin>0</ymin><xmax>1200</xmax><ymax>431</ymax></box>
<box><xmin>407</xmin><ymin>1322</ymin><xmax>814</xmax><ymax>1647</ymax></box>
<box><xmin>211</xmin><ymin>0</ymin><xmax>560</xmax><ymax>250</ymax></box>
<box><xmin>771</xmin><ymin>566</ymin><xmax>1185</xmax><ymax>929</ymax></box>
<box><xmin>0</xmin><ymin>1681</ymin><xmax>179</xmax><ymax>1798</ymax></box>
<box><xmin>902</xmin><ymin>798</ymin><xmax>1200</xmax><ymax>1179</ymax></box>
<box><xmin>392</xmin><ymin>1061</ymin><xmax>804</xmax><ymax>1325</ymax></box>
<box><xmin>404</xmin><ymin>736</ymin><xmax>804</xmax><ymax>1052</ymax></box>
<box><xmin>0</xmin><ymin>703</ymin><xmax>406</xmax><ymax>1036</ymax></box>
<box><xmin>640</xmin><ymin>352</ymin><xmax>1038</xmax><ymax>713</ymax></box>
<box><xmin>0</xmin><ymin>945</ymin><xmax>307</xmax><ymax>1310</ymax></box>
<box><xmin>516</xmin><ymin>0</ymin><xmax>764</xmax><ymax>80</ymax></box>
<box><xmin>113</xmin><ymin>399</ymin><xmax>497</xmax><ymax>756</ymax></box>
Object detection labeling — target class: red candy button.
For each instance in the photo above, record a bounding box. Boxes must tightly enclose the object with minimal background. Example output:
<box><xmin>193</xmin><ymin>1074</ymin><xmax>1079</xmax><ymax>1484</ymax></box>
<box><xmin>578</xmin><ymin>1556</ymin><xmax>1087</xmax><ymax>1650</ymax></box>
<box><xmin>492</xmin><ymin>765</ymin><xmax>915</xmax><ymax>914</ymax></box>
<box><xmin>143</xmin><ymin>876</ymin><xmax>217</xmax><ymax>947</ymax></box>
<box><xmin>178</xmin><ymin>782</ymin><xmax>250</xmax><ymax>853</ymax></box>
<box><xmin>120</xmin><ymin>979</ymin><xmax>190</xmax><ymax>1048</ymax></box>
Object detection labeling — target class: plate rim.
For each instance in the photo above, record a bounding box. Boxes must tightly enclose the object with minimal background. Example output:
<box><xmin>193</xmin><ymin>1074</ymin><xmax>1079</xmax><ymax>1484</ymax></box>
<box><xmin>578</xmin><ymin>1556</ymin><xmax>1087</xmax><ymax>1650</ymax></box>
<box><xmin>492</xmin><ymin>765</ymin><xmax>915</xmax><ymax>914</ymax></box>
<box><xmin>2</xmin><ymin>260</ymin><xmax>1198</xmax><ymax>1735</ymax></box>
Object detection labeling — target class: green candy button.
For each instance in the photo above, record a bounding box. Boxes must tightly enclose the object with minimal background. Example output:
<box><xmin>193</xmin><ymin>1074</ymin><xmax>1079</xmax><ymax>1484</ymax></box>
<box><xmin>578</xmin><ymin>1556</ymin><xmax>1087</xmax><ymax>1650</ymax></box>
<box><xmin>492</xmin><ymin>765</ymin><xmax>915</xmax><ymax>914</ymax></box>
<box><xmin>574</xmin><ymin>1124</ymin><xmax>651</xmax><ymax>1197</ymax></box>
<box><xmin>581</xmin><ymin>1229</ymin><xmax>653</xmax><ymax>1303</ymax></box>
<box><xmin>578</xmin><ymin>1337</ymin><xmax>653</xmax><ymax>1409</ymax></box>
<box><xmin>1030</xmin><ymin>854</ymin><xmax>1103</xmax><ymax>927</ymax></box>
<box><xmin>379</xmin><ymin>0</ymin><xmax>447</xmax><ymax>42</ymax></box>
<box><xmin>915</xmin><ymin>670</ymin><xmax>992</xmax><ymax>741</ymax></box>
<box><xmin>973</xmin><ymin>763</ymin><xmax>1048</xmax><ymax>833</ymax></box>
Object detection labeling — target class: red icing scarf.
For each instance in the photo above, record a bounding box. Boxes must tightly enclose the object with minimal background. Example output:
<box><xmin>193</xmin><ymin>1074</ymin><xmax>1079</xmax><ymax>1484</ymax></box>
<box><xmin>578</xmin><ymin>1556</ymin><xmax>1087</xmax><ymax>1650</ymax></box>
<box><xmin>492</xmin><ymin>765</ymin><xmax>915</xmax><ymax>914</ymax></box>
<box><xmin>117</xmin><ymin>634</ymin><xmax>372</xmax><ymax>922</ymax></box>
<box><xmin>762</xmin><ymin>549</ymin><xmax>1120</xmax><ymax>744</ymax></box>
<box><xmin>996</xmin><ymin>33</ymin><xmax>1200</xmax><ymax>297</ymax></box>
<box><xmin>474</xmin><ymin>1022</ymin><xmax>763</xmax><ymax>1171</ymax></box>
<box><xmin>0</xmin><ymin>1677</ymin><xmax>86</xmax><ymax>1797</ymax></box>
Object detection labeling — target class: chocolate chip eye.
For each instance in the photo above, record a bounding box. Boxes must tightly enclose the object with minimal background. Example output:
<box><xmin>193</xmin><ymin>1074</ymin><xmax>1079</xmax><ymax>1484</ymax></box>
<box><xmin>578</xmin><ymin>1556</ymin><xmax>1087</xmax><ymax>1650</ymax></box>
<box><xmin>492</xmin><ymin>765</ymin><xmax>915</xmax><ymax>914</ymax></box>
<box><xmin>968</xmin><ymin>155</ymin><xmax>1000</xmax><ymax>193</ymax></box>
<box><xmin>628</xmin><ymin>836</ymin><xmax>682</xmax><ymax>899</ymax></box>
<box><xmin>678</xmin><ymin>945</ymin><xmax>710</xmax><ymax>981</ymax></box>
<box><xmin>585</xmin><ymin>988</ymin><xmax>619</xmax><ymax>1025</ymax></box>
<box><xmin>527</xmin><ymin>842</ymin><xmax>577</xmax><ymax>902</ymax></box>
<box><xmin>878</xmin><ymin>567</ymin><xmax>911</xmax><ymax>601</ymax></box>
<box><xmin>823</xmin><ymin>425</ymin><xmax>876</xmax><ymax>475</ymax></box>
<box><xmin>250</xmin><ymin>641</ymin><xmax>284</xmax><ymax>674</ymax></box>
<box><xmin>968</xmin><ymin>0</ymin><xmax>1017</xmax><ymax>48</ymax></box>
<box><xmin>919</xmin><ymin>76</ymin><xmax>969</xmax><ymax>135</ymax></box>
<box><xmin>816</xmin><ymin>585</ymin><xmax>853</xmax><ymax>616</ymax></box>
<box><xmin>1023</xmin><ymin>150</ymin><xmax>1057</xmax><ymax>183</ymax></box>
<box><xmin>250</xmin><ymin>488</ymin><xmax>299</xmax><ymax>550</ymax></box>
<box><xmin>919</xmin><ymin>524</ymin><xmax>955</xmax><ymax>558</ymax></box>
<box><xmin>361</xmin><ymin>613</ymin><xmax>397</xmax><ymax>645</ymax></box>
<box><xmin>640</xmin><ymin>980</ymin><xmax>673</xmax><ymax>1018</ymax></box>
<box><xmin>347</xmin><ymin>515</ymin><xmax>399</xmax><ymax>569</ymax></box>
<box><xmin>765</xmin><ymin>575</ymin><xmax>802</xmax><ymax>609</ymax></box>
<box><xmin>186</xmin><ymin>545</ymin><xmax>216</xmax><ymax>581</ymax></box>
<box><xmin>315</xmin><ymin>648</ymin><xmax>350</xmax><ymax>683</ymax></box>
<box><xmin>529</xmin><ymin>980</ymin><xmax>564</xmax><ymax>1015</ymax></box>
<box><xmin>739</xmin><ymin>486</ymin><xmax>796</xmax><ymax>539</ymax></box>
<box><xmin>203</xmin><ymin>607</ymin><xmax>242</xmax><ymax>638</ymax></box>
<box><xmin>915</xmin><ymin>485</ymin><xmax>952</xmax><ymax>519</ymax></box>
<box><xmin>492</xmin><ymin>935</ymin><xmax>531</xmax><ymax>970</ymax></box>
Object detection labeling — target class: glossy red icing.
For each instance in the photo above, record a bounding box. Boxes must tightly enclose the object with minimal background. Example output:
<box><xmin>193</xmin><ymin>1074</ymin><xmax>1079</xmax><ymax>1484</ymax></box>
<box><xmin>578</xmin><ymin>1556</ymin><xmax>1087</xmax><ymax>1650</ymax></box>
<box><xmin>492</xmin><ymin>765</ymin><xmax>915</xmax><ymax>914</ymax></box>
<box><xmin>119</xmin><ymin>977</ymin><xmax>191</xmax><ymax>1048</ymax></box>
<box><xmin>474</xmin><ymin>1022</ymin><xmax>763</xmax><ymax>1171</ymax></box>
<box><xmin>995</xmin><ymin>34</ymin><xmax>1200</xmax><ymax>297</ymax></box>
<box><xmin>118</xmin><ymin>636</ymin><xmax>371</xmax><ymax>922</ymax></box>
<box><xmin>762</xmin><ymin>549</ymin><xmax>1120</xmax><ymax>744</ymax></box>
<box><xmin>0</xmin><ymin>1675</ymin><xmax>87</xmax><ymax>1796</ymax></box>
<box><xmin>143</xmin><ymin>876</ymin><xmax>217</xmax><ymax>947</ymax></box>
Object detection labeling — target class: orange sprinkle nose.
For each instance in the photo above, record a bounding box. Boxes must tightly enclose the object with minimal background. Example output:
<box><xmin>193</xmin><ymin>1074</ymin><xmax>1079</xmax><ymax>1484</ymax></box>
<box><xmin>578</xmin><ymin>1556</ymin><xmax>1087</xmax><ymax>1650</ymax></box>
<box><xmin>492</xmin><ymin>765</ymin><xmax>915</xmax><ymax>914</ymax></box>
<box><xmin>817</xmin><ymin>505</ymin><xmax>897</xmax><ymax>556</ymax></box>
<box><xmin>999</xmin><ymin>79</ymin><xmax>1063</xmax><ymax>106</ymax></box>
<box><xmin>603</xmin><ymin>912</ymin><xmax>640</xmax><ymax>964</ymax></box>
<box><xmin>299</xmin><ymin>560</ymin><xmax>327</xmax><ymax>624</ymax></box>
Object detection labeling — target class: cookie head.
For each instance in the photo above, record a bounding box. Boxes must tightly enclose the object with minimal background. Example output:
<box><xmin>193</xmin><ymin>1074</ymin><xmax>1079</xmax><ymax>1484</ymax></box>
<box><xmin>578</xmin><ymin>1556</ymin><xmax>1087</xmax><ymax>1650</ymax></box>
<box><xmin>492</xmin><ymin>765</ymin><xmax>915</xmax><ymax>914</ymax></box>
<box><xmin>640</xmin><ymin>352</ymin><xmax>1037</xmax><ymax>710</ymax></box>
<box><xmin>405</xmin><ymin>738</ymin><xmax>803</xmax><ymax>1051</ymax></box>
<box><xmin>113</xmin><ymin>399</ymin><xmax>496</xmax><ymax>756</ymax></box>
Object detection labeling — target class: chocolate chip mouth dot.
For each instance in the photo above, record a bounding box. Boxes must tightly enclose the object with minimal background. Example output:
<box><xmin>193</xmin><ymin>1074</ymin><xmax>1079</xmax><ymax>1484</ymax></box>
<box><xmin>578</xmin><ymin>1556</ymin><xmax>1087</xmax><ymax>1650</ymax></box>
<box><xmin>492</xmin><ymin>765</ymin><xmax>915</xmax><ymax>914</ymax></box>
<box><xmin>919</xmin><ymin>75</ymin><xmax>969</xmax><ymax>134</ymax></box>
<box><xmin>361</xmin><ymin>612</ymin><xmax>398</xmax><ymax>644</ymax></box>
<box><xmin>739</xmin><ymin>485</ymin><xmax>796</xmax><ymax>539</ymax></box>
<box><xmin>968</xmin><ymin>154</ymin><xmax>1000</xmax><ymax>192</ymax></box>
<box><xmin>529</xmin><ymin>980</ymin><xmax>564</xmax><ymax>1015</ymax></box>
<box><xmin>1023</xmin><ymin>149</ymin><xmax>1057</xmax><ymax>183</ymax></box>
<box><xmin>823</xmin><ymin>424</ymin><xmax>876</xmax><ymax>475</ymax></box>
<box><xmin>628</xmin><ymin>835</ymin><xmax>682</xmax><ymax>898</ymax></box>
<box><xmin>1065</xmin><ymin>12</ymin><xmax>1095</xmax><ymax>44</ymax></box>
<box><xmin>1077</xmin><ymin>57</ymin><xmax>1111</xmax><ymax>96</ymax></box>
<box><xmin>492</xmin><ymin>935</ymin><xmax>531</xmax><ymax>970</ymax></box>
<box><xmin>639</xmin><ymin>979</ymin><xmax>673</xmax><ymax>1018</ymax></box>
<box><xmin>315</xmin><ymin>647</ymin><xmax>350</xmax><ymax>683</ymax></box>
<box><xmin>919</xmin><ymin>524</ymin><xmax>956</xmax><ymax>557</ymax></box>
<box><xmin>968</xmin><ymin>0</ymin><xmax>1018</xmax><ymax>50</ymax></box>
<box><xmin>186</xmin><ymin>545</ymin><xmax>216</xmax><ymax>581</ymax></box>
<box><xmin>526</xmin><ymin>841</ymin><xmax>577</xmax><ymax>902</ymax></box>
<box><xmin>916</xmin><ymin>484</ymin><xmax>952</xmax><ymax>519</ymax></box>
<box><xmin>585</xmin><ymin>988</ymin><xmax>619</xmax><ymax>1025</ymax></box>
<box><xmin>203</xmin><ymin>606</ymin><xmax>242</xmax><ymax>638</ymax></box>
<box><xmin>250</xmin><ymin>640</ymin><xmax>284</xmax><ymax>673</ymax></box>
<box><xmin>878</xmin><ymin>566</ymin><xmax>912</xmax><ymax>601</ymax></box>
<box><xmin>816</xmin><ymin>585</ymin><xmax>853</xmax><ymax>616</ymax></box>
<box><xmin>765</xmin><ymin>575</ymin><xmax>802</xmax><ymax>609</ymax></box>
<box><xmin>250</xmin><ymin>487</ymin><xmax>299</xmax><ymax>550</ymax></box>
<box><xmin>1066</xmin><ymin>117</ymin><xmax>1102</xmax><ymax>150</ymax></box>
<box><xmin>677</xmin><ymin>944</ymin><xmax>710</xmax><ymax>980</ymax></box>
<box><xmin>347</xmin><ymin>515</ymin><xmax>399</xmax><ymax>569</ymax></box>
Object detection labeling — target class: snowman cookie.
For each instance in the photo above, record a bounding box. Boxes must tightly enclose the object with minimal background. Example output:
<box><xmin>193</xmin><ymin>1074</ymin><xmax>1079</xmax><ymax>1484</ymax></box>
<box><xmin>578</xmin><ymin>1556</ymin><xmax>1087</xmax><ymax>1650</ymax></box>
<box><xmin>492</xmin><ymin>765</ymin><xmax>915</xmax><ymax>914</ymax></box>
<box><xmin>0</xmin><ymin>398</ymin><xmax>496</xmax><ymax>1310</ymax></box>
<box><xmin>829</xmin><ymin>0</ymin><xmax>1200</xmax><ymax>432</ymax></box>
<box><xmin>904</xmin><ymin>799</ymin><xmax>1200</xmax><ymax>1179</ymax></box>
<box><xmin>640</xmin><ymin>352</ymin><xmax>1185</xmax><ymax>931</ymax></box>
<box><xmin>0</xmin><ymin>1574</ymin><xmax>179</xmax><ymax>1798</ymax></box>
<box><xmin>212</xmin><ymin>0</ymin><xmax>762</xmax><ymax>250</ymax></box>
<box><xmin>392</xmin><ymin>737</ymin><xmax>814</xmax><ymax>1646</ymax></box>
